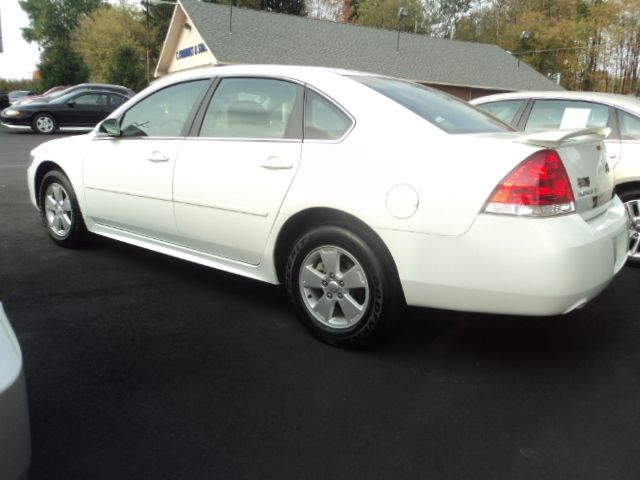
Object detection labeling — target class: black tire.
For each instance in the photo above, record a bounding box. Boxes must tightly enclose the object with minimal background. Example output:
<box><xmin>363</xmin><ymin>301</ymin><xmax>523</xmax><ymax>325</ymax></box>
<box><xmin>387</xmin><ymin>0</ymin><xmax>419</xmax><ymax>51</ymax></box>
<box><xmin>285</xmin><ymin>224</ymin><xmax>402</xmax><ymax>347</ymax></box>
<box><xmin>618</xmin><ymin>186</ymin><xmax>640</xmax><ymax>267</ymax></box>
<box><xmin>32</xmin><ymin>113</ymin><xmax>57</xmax><ymax>135</ymax></box>
<box><xmin>38</xmin><ymin>170</ymin><xmax>88</xmax><ymax>248</ymax></box>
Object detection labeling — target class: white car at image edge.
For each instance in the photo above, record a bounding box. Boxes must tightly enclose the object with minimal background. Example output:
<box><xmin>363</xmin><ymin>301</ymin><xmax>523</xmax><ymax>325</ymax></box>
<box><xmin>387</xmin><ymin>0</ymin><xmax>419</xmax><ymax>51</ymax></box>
<box><xmin>471</xmin><ymin>90</ymin><xmax>640</xmax><ymax>264</ymax></box>
<box><xmin>27</xmin><ymin>65</ymin><xmax>629</xmax><ymax>346</ymax></box>
<box><xmin>0</xmin><ymin>304</ymin><xmax>31</xmax><ymax>480</ymax></box>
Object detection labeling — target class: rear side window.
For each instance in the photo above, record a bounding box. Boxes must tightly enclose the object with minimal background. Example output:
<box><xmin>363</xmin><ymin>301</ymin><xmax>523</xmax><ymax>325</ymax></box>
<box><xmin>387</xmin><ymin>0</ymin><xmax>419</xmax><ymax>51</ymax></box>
<box><xmin>477</xmin><ymin>100</ymin><xmax>525</xmax><ymax>126</ymax></box>
<box><xmin>525</xmin><ymin>100</ymin><xmax>609</xmax><ymax>132</ymax></box>
<box><xmin>199</xmin><ymin>77</ymin><xmax>300</xmax><ymax>139</ymax></box>
<box><xmin>349</xmin><ymin>75</ymin><xmax>511</xmax><ymax>134</ymax></box>
<box><xmin>304</xmin><ymin>89</ymin><xmax>353</xmax><ymax>140</ymax></box>
<box><xmin>121</xmin><ymin>79</ymin><xmax>209</xmax><ymax>137</ymax></box>
<box><xmin>617</xmin><ymin>110</ymin><xmax>640</xmax><ymax>140</ymax></box>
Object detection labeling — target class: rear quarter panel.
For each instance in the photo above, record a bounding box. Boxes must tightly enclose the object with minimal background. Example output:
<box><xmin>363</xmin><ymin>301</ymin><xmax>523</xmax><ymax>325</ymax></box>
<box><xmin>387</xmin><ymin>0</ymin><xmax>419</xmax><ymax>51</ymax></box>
<box><xmin>281</xmin><ymin>75</ymin><xmax>539</xmax><ymax>236</ymax></box>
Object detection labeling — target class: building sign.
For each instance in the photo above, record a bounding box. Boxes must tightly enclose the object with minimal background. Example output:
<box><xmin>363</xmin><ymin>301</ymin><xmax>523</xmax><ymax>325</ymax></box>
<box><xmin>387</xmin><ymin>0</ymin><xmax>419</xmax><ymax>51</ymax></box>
<box><xmin>176</xmin><ymin>43</ymin><xmax>208</xmax><ymax>61</ymax></box>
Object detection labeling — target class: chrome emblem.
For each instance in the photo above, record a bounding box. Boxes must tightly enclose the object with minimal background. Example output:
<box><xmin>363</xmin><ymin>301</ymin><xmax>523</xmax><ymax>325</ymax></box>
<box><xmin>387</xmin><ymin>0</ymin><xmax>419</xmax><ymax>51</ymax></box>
<box><xmin>577</xmin><ymin>177</ymin><xmax>591</xmax><ymax>188</ymax></box>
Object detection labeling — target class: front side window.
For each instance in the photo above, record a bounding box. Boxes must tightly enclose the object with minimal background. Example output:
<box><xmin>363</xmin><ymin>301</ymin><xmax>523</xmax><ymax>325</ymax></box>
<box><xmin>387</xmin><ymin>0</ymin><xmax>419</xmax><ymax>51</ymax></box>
<box><xmin>477</xmin><ymin>100</ymin><xmax>525</xmax><ymax>126</ymax></box>
<box><xmin>304</xmin><ymin>90</ymin><xmax>353</xmax><ymax>140</ymax></box>
<box><xmin>618</xmin><ymin>110</ymin><xmax>640</xmax><ymax>140</ymax></box>
<box><xmin>199</xmin><ymin>77</ymin><xmax>300</xmax><ymax>139</ymax></box>
<box><xmin>120</xmin><ymin>79</ymin><xmax>209</xmax><ymax>137</ymax></box>
<box><xmin>525</xmin><ymin>100</ymin><xmax>609</xmax><ymax>133</ymax></box>
<box><xmin>349</xmin><ymin>75</ymin><xmax>511</xmax><ymax>134</ymax></box>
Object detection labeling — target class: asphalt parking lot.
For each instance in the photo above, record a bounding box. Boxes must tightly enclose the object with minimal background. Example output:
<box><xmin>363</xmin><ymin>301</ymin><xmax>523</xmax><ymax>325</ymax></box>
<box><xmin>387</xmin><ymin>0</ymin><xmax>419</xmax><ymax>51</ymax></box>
<box><xmin>1</xmin><ymin>125</ymin><xmax>640</xmax><ymax>480</ymax></box>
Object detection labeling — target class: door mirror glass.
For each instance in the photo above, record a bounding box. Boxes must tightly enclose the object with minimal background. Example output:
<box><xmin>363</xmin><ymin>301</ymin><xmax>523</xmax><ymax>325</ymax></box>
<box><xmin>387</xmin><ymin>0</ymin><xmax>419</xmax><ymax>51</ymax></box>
<box><xmin>99</xmin><ymin>118</ymin><xmax>121</xmax><ymax>137</ymax></box>
<box><xmin>67</xmin><ymin>101</ymin><xmax>76</xmax><ymax>108</ymax></box>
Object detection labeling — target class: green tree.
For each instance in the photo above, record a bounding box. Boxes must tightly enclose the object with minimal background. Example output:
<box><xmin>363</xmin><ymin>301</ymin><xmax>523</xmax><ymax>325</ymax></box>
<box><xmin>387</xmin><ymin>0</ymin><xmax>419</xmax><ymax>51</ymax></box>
<box><xmin>434</xmin><ymin>0</ymin><xmax>471</xmax><ymax>38</ymax></box>
<box><xmin>144</xmin><ymin>2</ymin><xmax>175</xmax><ymax>78</ymax></box>
<box><xmin>71</xmin><ymin>4</ymin><xmax>146</xmax><ymax>84</ymax></box>
<box><xmin>19</xmin><ymin>0</ymin><xmax>104</xmax><ymax>47</ymax></box>
<box><xmin>357</xmin><ymin>0</ymin><xmax>428</xmax><ymax>33</ymax></box>
<box><xmin>453</xmin><ymin>0</ymin><xmax>638</xmax><ymax>93</ymax></box>
<box><xmin>200</xmin><ymin>0</ymin><xmax>303</xmax><ymax>15</ymax></box>
<box><xmin>108</xmin><ymin>45</ymin><xmax>147</xmax><ymax>92</ymax></box>
<box><xmin>19</xmin><ymin>0</ymin><xmax>103</xmax><ymax>88</ymax></box>
<box><xmin>38</xmin><ymin>41</ymin><xmax>89</xmax><ymax>90</ymax></box>
<box><xmin>260</xmin><ymin>0</ymin><xmax>306</xmax><ymax>15</ymax></box>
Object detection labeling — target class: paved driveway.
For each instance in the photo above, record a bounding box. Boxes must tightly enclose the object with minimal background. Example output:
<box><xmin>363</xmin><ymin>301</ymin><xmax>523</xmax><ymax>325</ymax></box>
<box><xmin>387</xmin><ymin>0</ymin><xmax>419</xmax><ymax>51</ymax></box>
<box><xmin>1</xmin><ymin>126</ymin><xmax>640</xmax><ymax>480</ymax></box>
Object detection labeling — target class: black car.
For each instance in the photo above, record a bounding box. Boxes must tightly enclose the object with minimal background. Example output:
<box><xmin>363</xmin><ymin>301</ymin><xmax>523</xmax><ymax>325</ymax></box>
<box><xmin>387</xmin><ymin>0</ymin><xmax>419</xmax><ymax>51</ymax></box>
<box><xmin>24</xmin><ymin>83</ymin><xmax>136</xmax><ymax>106</ymax></box>
<box><xmin>0</xmin><ymin>93</ymin><xmax>9</xmax><ymax>110</ymax></box>
<box><xmin>1</xmin><ymin>89</ymin><xmax>131</xmax><ymax>134</ymax></box>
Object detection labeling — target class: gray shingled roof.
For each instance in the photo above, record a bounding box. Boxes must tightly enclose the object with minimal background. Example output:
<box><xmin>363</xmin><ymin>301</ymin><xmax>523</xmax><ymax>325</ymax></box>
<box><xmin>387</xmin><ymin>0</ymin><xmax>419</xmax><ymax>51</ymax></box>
<box><xmin>180</xmin><ymin>0</ymin><xmax>562</xmax><ymax>92</ymax></box>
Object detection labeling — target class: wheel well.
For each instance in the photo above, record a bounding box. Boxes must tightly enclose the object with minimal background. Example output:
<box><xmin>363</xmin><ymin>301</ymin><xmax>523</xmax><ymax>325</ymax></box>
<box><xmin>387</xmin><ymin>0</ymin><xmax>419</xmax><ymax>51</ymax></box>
<box><xmin>615</xmin><ymin>181</ymin><xmax>640</xmax><ymax>197</ymax></box>
<box><xmin>33</xmin><ymin>111</ymin><xmax>54</xmax><ymax>121</ymax></box>
<box><xmin>273</xmin><ymin>208</ymin><xmax>404</xmax><ymax>301</ymax></box>
<box><xmin>33</xmin><ymin>161</ymin><xmax>63</xmax><ymax>207</ymax></box>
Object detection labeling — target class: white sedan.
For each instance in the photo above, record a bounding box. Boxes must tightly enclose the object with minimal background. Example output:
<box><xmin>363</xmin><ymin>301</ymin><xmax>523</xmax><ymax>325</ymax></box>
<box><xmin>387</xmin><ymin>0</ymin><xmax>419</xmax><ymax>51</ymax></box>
<box><xmin>471</xmin><ymin>91</ymin><xmax>640</xmax><ymax>264</ymax></box>
<box><xmin>27</xmin><ymin>65</ymin><xmax>628</xmax><ymax>346</ymax></box>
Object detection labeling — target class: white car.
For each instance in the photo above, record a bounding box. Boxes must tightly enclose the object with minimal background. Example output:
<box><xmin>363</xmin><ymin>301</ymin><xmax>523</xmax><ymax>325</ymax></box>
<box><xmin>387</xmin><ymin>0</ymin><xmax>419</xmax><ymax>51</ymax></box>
<box><xmin>471</xmin><ymin>91</ymin><xmax>640</xmax><ymax>264</ymax></box>
<box><xmin>0</xmin><ymin>304</ymin><xmax>31</xmax><ymax>480</ymax></box>
<box><xmin>27</xmin><ymin>65</ymin><xmax>628</xmax><ymax>346</ymax></box>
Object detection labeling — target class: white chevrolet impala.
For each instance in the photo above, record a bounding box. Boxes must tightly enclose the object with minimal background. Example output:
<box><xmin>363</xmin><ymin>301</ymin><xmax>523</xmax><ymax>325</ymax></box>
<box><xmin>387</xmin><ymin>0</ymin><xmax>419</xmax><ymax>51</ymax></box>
<box><xmin>27</xmin><ymin>65</ymin><xmax>628</xmax><ymax>346</ymax></box>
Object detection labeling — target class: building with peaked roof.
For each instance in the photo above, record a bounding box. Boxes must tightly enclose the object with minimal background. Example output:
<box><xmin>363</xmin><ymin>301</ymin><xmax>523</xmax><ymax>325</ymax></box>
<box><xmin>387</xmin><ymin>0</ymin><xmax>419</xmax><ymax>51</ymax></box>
<box><xmin>156</xmin><ymin>0</ymin><xmax>563</xmax><ymax>100</ymax></box>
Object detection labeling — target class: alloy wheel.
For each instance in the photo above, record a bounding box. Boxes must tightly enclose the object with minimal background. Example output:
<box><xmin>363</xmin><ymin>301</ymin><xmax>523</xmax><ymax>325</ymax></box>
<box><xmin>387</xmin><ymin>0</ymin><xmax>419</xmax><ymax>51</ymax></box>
<box><xmin>626</xmin><ymin>199</ymin><xmax>640</xmax><ymax>260</ymax></box>
<box><xmin>35</xmin><ymin>115</ymin><xmax>54</xmax><ymax>134</ymax></box>
<box><xmin>44</xmin><ymin>182</ymin><xmax>73</xmax><ymax>238</ymax></box>
<box><xmin>298</xmin><ymin>245</ymin><xmax>370</xmax><ymax>329</ymax></box>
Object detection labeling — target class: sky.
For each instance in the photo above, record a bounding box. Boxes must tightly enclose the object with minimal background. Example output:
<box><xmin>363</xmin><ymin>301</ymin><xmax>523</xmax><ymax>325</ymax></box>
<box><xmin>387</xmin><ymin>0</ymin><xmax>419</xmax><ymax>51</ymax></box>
<box><xmin>0</xmin><ymin>0</ymin><xmax>41</xmax><ymax>80</ymax></box>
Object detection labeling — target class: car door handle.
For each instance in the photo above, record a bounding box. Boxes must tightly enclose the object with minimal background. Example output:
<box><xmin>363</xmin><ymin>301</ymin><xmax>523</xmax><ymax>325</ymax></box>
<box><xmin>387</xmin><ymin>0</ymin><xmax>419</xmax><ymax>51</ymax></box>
<box><xmin>260</xmin><ymin>156</ymin><xmax>293</xmax><ymax>170</ymax></box>
<box><xmin>148</xmin><ymin>151</ymin><xmax>170</xmax><ymax>163</ymax></box>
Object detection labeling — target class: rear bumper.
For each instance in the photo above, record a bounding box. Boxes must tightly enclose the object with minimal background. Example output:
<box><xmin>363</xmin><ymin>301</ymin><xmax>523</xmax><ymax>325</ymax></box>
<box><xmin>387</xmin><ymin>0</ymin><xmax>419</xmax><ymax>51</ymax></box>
<box><xmin>0</xmin><ymin>305</ymin><xmax>31</xmax><ymax>480</ymax></box>
<box><xmin>379</xmin><ymin>196</ymin><xmax>629</xmax><ymax>316</ymax></box>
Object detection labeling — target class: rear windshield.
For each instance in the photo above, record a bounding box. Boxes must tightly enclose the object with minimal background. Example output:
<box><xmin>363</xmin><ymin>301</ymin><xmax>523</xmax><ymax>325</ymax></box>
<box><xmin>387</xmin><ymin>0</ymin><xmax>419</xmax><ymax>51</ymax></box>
<box><xmin>349</xmin><ymin>75</ymin><xmax>512</xmax><ymax>134</ymax></box>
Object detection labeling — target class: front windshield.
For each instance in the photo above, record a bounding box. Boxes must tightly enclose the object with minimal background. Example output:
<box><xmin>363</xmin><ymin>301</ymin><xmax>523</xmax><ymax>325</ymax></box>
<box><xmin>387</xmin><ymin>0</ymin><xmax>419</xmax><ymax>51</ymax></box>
<box><xmin>47</xmin><ymin>88</ymin><xmax>73</xmax><ymax>101</ymax></box>
<box><xmin>51</xmin><ymin>91</ymin><xmax>78</xmax><ymax>104</ymax></box>
<box><xmin>349</xmin><ymin>75</ymin><xmax>513</xmax><ymax>134</ymax></box>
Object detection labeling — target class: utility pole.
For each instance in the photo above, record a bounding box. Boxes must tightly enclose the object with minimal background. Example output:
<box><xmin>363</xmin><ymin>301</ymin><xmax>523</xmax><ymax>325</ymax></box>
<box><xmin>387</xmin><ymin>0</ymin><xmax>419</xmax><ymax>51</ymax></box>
<box><xmin>146</xmin><ymin>0</ymin><xmax>150</xmax><ymax>83</ymax></box>
<box><xmin>396</xmin><ymin>7</ymin><xmax>408</xmax><ymax>54</ymax></box>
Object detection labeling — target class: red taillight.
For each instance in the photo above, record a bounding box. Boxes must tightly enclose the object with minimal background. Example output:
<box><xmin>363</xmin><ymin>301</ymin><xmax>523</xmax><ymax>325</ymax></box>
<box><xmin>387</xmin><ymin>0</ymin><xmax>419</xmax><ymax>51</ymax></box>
<box><xmin>484</xmin><ymin>149</ymin><xmax>575</xmax><ymax>217</ymax></box>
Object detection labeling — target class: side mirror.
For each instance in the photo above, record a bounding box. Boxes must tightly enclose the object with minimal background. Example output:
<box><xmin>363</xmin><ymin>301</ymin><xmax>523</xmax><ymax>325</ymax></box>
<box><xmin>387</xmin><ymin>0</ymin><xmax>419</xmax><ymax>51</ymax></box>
<box><xmin>99</xmin><ymin>118</ymin><xmax>121</xmax><ymax>137</ymax></box>
<box><xmin>67</xmin><ymin>101</ymin><xmax>76</xmax><ymax>108</ymax></box>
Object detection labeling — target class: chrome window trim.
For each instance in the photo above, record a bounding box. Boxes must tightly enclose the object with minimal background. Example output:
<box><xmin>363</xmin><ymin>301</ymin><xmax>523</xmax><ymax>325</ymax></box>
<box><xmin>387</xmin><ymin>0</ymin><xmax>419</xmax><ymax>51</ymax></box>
<box><xmin>184</xmin><ymin>136</ymin><xmax>302</xmax><ymax>144</ymax></box>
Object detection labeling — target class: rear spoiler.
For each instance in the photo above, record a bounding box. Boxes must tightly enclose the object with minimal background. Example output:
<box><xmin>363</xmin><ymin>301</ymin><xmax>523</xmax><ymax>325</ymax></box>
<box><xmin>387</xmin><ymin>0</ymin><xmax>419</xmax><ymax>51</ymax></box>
<box><xmin>513</xmin><ymin>127</ymin><xmax>611</xmax><ymax>148</ymax></box>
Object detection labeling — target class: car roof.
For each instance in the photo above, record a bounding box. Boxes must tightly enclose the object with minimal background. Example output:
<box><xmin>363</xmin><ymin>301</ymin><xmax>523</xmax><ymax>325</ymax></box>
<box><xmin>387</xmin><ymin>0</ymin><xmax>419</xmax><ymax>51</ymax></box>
<box><xmin>151</xmin><ymin>64</ymin><xmax>377</xmax><ymax>89</ymax></box>
<box><xmin>471</xmin><ymin>90</ymin><xmax>640</xmax><ymax>114</ymax></box>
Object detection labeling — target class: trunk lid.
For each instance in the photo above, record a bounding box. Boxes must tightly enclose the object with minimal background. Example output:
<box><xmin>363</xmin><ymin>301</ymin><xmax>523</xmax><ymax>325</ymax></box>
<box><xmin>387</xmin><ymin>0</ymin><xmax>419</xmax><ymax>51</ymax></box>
<box><xmin>513</xmin><ymin>127</ymin><xmax>615</xmax><ymax>218</ymax></box>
